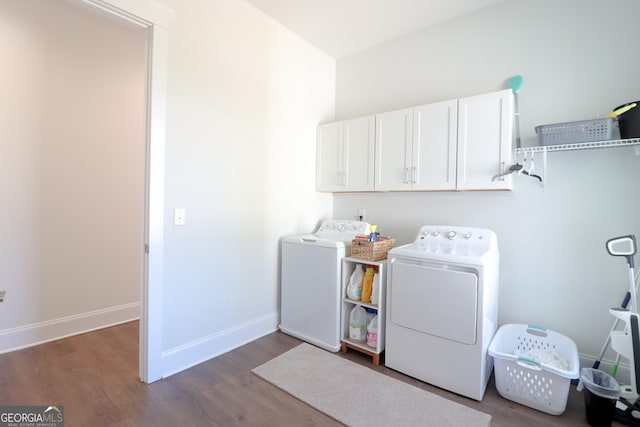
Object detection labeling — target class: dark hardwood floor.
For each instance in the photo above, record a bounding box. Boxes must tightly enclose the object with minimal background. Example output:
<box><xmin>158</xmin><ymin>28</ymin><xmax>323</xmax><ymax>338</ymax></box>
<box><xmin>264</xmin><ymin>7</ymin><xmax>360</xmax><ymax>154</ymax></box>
<box><xmin>0</xmin><ymin>321</ymin><xmax>613</xmax><ymax>426</ymax></box>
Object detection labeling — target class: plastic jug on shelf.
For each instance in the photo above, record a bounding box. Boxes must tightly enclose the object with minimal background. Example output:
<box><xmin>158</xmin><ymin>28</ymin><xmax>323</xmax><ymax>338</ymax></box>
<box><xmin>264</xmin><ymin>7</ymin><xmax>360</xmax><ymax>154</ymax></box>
<box><xmin>367</xmin><ymin>315</ymin><xmax>378</xmax><ymax>347</ymax></box>
<box><xmin>365</xmin><ymin>307</ymin><xmax>376</xmax><ymax>325</ymax></box>
<box><xmin>349</xmin><ymin>305</ymin><xmax>367</xmax><ymax>343</ymax></box>
<box><xmin>371</xmin><ymin>271</ymin><xmax>380</xmax><ymax>305</ymax></box>
<box><xmin>346</xmin><ymin>265</ymin><xmax>364</xmax><ymax>300</ymax></box>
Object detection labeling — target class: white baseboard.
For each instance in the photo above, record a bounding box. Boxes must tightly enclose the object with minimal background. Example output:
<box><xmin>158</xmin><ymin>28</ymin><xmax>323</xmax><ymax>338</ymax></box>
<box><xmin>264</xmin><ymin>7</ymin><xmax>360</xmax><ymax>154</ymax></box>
<box><xmin>161</xmin><ymin>311</ymin><xmax>279</xmax><ymax>378</ymax></box>
<box><xmin>0</xmin><ymin>302</ymin><xmax>140</xmax><ymax>354</ymax></box>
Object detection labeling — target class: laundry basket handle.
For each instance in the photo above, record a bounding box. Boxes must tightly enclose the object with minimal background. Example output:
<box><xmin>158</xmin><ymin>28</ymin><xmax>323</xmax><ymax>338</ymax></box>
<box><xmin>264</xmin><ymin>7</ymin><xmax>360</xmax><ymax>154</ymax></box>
<box><xmin>517</xmin><ymin>356</ymin><xmax>543</xmax><ymax>370</ymax></box>
<box><xmin>526</xmin><ymin>324</ymin><xmax>548</xmax><ymax>337</ymax></box>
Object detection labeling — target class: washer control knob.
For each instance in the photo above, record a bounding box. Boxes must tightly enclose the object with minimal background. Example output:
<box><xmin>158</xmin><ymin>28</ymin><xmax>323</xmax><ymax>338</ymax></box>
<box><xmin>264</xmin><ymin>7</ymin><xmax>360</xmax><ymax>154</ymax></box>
<box><xmin>464</xmin><ymin>233</ymin><xmax>472</xmax><ymax>240</ymax></box>
<box><xmin>447</xmin><ymin>231</ymin><xmax>457</xmax><ymax>240</ymax></box>
<box><xmin>432</xmin><ymin>231</ymin><xmax>440</xmax><ymax>237</ymax></box>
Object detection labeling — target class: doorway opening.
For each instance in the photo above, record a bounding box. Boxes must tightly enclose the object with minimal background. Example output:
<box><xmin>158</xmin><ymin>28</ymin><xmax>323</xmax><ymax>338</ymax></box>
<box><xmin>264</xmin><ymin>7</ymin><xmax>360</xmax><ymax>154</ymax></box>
<box><xmin>75</xmin><ymin>0</ymin><xmax>170</xmax><ymax>383</ymax></box>
<box><xmin>0</xmin><ymin>0</ymin><xmax>169</xmax><ymax>383</ymax></box>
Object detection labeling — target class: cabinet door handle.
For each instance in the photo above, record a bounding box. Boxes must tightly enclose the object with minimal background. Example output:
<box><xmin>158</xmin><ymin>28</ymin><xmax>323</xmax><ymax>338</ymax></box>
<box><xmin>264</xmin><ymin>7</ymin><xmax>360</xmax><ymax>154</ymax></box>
<box><xmin>412</xmin><ymin>166</ymin><xmax>417</xmax><ymax>184</ymax></box>
<box><xmin>403</xmin><ymin>168</ymin><xmax>409</xmax><ymax>184</ymax></box>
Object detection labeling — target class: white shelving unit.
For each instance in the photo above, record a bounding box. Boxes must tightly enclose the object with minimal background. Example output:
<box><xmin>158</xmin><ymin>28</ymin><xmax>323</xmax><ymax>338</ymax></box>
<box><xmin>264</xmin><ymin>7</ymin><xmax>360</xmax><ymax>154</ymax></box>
<box><xmin>341</xmin><ymin>257</ymin><xmax>387</xmax><ymax>365</ymax></box>
<box><xmin>512</xmin><ymin>138</ymin><xmax>640</xmax><ymax>189</ymax></box>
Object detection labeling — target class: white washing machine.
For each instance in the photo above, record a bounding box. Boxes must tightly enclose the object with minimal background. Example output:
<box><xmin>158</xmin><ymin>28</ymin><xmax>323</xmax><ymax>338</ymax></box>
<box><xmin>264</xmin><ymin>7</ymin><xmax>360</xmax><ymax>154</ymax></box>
<box><xmin>385</xmin><ymin>225</ymin><xmax>499</xmax><ymax>401</ymax></box>
<box><xmin>280</xmin><ymin>220</ymin><xmax>370</xmax><ymax>352</ymax></box>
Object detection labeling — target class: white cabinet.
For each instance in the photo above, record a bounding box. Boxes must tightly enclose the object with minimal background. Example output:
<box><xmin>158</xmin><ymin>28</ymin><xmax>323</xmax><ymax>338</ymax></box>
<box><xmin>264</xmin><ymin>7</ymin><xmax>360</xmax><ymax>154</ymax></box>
<box><xmin>316</xmin><ymin>89</ymin><xmax>513</xmax><ymax>192</ymax></box>
<box><xmin>457</xmin><ymin>89</ymin><xmax>514</xmax><ymax>191</ymax></box>
<box><xmin>373</xmin><ymin>94</ymin><xmax>510</xmax><ymax>192</ymax></box>
<box><xmin>341</xmin><ymin>257</ymin><xmax>386</xmax><ymax>365</ymax></box>
<box><xmin>316</xmin><ymin>116</ymin><xmax>375</xmax><ymax>192</ymax></box>
<box><xmin>374</xmin><ymin>108</ymin><xmax>413</xmax><ymax>191</ymax></box>
<box><xmin>374</xmin><ymin>101</ymin><xmax>457</xmax><ymax>191</ymax></box>
<box><xmin>411</xmin><ymin>99</ymin><xmax>458</xmax><ymax>190</ymax></box>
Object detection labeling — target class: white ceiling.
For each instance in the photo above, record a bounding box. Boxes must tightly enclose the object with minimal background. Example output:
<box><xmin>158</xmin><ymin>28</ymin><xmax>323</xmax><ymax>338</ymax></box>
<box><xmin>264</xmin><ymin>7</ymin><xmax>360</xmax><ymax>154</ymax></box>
<box><xmin>245</xmin><ymin>0</ymin><xmax>506</xmax><ymax>59</ymax></box>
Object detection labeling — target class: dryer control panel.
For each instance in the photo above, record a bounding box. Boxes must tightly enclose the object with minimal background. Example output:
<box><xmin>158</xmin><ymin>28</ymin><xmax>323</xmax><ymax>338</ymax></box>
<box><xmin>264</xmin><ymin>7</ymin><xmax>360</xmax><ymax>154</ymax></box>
<box><xmin>414</xmin><ymin>226</ymin><xmax>497</xmax><ymax>255</ymax></box>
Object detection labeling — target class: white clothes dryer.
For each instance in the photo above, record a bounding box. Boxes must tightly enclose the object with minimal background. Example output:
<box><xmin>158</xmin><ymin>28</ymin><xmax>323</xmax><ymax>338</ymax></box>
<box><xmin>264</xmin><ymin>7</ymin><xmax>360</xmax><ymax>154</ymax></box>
<box><xmin>280</xmin><ymin>220</ymin><xmax>370</xmax><ymax>352</ymax></box>
<box><xmin>385</xmin><ymin>225</ymin><xmax>499</xmax><ymax>401</ymax></box>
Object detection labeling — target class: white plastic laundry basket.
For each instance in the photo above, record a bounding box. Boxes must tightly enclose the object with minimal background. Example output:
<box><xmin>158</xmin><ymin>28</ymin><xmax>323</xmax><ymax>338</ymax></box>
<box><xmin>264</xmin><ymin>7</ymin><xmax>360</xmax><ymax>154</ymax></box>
<box><xmin>488</xmin><ymin>324</ymin><xmax>580</xmax><ymax>415</ymax></box>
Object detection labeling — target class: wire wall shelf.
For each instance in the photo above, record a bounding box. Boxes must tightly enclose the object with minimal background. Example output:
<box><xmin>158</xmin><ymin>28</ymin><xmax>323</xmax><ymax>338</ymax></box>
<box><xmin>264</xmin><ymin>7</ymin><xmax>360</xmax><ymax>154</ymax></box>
<box><xmin>511</xmin><ymin>138</ymin><xmax>640</xmax><ymax>190</ymax></box>
<box><xmin>514</xmin><ymin>137</ymin><xmax>640</xmax><ymax>154</ymax></box>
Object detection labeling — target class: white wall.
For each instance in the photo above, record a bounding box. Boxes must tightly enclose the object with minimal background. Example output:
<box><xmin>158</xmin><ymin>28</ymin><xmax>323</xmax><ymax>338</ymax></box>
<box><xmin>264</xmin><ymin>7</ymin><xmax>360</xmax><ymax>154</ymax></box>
<box><xmin>333</xmin><ymin>0</ymin><xmax>640</xmax><ymax>373</ymax></box>
<box><xmin>0</xmin><ymin>1</ymin><xmax>146</xmax><ymax>351</ymax></box>
<box><xmin>1</xmin><ymin>0</ymin><xmax>335</xmax><ymax>376</ymax></box>
<box><xmin>0</xmin><ymin>0</ymin><xmax>334</xmax><ymax>376</ymax></box>
<box><xmin>157</xmin><ymin>0</ymin><xmax>334</xmax><ymax>375</ymax></box>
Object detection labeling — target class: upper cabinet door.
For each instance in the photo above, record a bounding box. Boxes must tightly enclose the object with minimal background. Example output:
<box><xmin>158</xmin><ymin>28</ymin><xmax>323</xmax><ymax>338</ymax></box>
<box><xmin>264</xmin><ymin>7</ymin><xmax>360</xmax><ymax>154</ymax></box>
<box><xmin>374</xmin><ymin>108</ymin><xmax>413</xmax><ymax>191</ymax></box>
<box><xmin>316</xmin><ymin>121</ymin><xmax>344</xmax><ymax>192</ymax></box>
<box><xmin>412</xmin><ymin>100</ymin><xmax>458</xmax><ymax>191</ymax></box>
<box><xmin>317</xmin><ymin>89</ymin><xmax>514</xmax><ymax>193</ymax></box>
<box><xmin>456</xmin><ymin>89</ymin><xmax>513</xmax><ymax>191</ymax></box>
<box><xmin>343</xmin><ymin>116</ymin><xmax>375</xmax><ymax>191</ymax></box>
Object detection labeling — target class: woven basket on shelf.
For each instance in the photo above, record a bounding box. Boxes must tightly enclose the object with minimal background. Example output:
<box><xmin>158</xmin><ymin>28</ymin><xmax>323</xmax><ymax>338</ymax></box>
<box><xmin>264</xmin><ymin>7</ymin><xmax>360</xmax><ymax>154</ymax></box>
<box><xmin>350</xmin><ymin>237</ymin><xmax>395</xmax><ymax>261</ymax></box>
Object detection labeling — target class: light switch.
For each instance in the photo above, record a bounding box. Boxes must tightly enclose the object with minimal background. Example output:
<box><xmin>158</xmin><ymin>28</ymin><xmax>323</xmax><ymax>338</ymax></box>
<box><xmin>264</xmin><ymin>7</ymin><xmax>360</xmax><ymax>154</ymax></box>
<box><xmin>174</xmin><ymin>208</ymin><xmax>186</xmax><ymax>226</ymax></box>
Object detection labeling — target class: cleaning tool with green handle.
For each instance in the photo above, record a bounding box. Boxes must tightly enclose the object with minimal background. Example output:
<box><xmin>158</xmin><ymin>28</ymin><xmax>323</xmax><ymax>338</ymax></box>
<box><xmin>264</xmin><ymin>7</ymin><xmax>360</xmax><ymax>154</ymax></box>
<box><xmin>508</xmin><ymin>75</ymin><xmax>523</xmax><ymax>149</ymax></box>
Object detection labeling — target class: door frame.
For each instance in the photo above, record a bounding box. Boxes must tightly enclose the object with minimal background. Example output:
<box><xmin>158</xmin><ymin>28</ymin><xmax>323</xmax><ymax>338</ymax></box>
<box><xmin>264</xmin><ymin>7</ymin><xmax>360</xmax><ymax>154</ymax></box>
<box><xmin>77</xmin><ymin>0</ymin><xmax>171</xmax><ymax>383</ymax></box>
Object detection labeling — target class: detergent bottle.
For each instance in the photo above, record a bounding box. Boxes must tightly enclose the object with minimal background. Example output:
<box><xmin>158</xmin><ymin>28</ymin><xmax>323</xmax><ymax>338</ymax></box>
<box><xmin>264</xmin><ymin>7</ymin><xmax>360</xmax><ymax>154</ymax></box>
<box><xmin>369</xmin><ymin>225</ymin><xmax>378</xmax><ymax>242</ymax></box>
<box><xmin>349</xmin><ymin>305</ymin><xmax>367</xmax><ymax>342</ymax></box>
<box><xmin>371</xmin><ymin>271</ymin><xmax>380</xmax><ymax>305</ymax></box>
<box><xmin>346</xmin><ymin>265</ymin><xmax>364</xmax><ymax>300</ymax></box>
<box><xmin>365</xmin><ymin>307</ymin><xmax>375</xmax><ymax>325</ymax></box>
<box><xmin>361</xmin><ymin>267</ymin><xmax>374</xmax><ymax>303</ymax></box>
<box><xmin>367</xmin><ymin>315</ymin><xmax>378</xmax><ymax>347</ymax></box>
